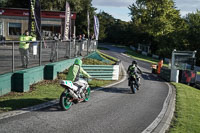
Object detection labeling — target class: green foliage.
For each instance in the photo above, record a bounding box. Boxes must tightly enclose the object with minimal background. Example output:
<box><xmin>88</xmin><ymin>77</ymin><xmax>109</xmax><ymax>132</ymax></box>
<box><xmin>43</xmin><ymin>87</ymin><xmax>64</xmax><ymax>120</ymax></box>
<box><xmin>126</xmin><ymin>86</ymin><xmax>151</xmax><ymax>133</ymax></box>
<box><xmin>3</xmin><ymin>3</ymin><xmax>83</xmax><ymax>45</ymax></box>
<box><xmin>125</xmin><ymin>49</ymin><xmax>168</xmax><ymax>67</ymax></box>
<box><xmin>184</xmin><ymin>11</ymin><xmax>200</xmax><ymax>65</ymax></box>
<box><xmin>129</xmin><ymin>0</ymin><xmax>185</xmax><ymax>54</ymax></box>
<box><xmin>82</xmin><ymin>58</ymin><xmax>112</xmax><ymax>65</ymax></box>
<box><xmin>97</xmin><ymin>46</ymin><xmax>109</xmax><ymax>50</ymax></box>
<box><xmin>129</xmin><ymin>0</ymin><xmax>180</xmax><ymax>37</ymax></box>
<box><xmin>97</xmin><ymin>11</ymin><xmax>116</xmax><ymax>41</ymax></box>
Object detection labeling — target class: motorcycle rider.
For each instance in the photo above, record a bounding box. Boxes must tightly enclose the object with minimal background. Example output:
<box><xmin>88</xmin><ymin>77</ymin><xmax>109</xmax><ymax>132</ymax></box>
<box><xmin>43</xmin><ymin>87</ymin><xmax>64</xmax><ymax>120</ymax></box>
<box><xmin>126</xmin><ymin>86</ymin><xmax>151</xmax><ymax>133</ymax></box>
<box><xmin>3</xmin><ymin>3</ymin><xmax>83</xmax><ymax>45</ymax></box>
<box><xmin>127</xmin><ymin>60</ymin><xmax>142</xmax><ymax>89</ymax></box>
<box><xmin>66</xmin><ymin>59</ymin><xmax>91</xmax><ymax>97</ymax></box>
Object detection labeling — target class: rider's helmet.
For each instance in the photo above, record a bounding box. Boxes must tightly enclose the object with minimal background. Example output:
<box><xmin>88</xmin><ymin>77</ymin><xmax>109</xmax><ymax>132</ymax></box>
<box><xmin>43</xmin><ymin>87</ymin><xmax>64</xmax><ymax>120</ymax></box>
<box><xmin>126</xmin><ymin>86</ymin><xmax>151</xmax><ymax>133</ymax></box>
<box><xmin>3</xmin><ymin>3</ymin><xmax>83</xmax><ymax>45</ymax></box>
<box><xmin>132</xmin><ymin>60</ymin><xmax>137</xmax><ymax>65</ymax></box>
<box><xmin>74</xmin><ymin>59</ymin><xmax>82</xmax><ymax>66</ymax></box>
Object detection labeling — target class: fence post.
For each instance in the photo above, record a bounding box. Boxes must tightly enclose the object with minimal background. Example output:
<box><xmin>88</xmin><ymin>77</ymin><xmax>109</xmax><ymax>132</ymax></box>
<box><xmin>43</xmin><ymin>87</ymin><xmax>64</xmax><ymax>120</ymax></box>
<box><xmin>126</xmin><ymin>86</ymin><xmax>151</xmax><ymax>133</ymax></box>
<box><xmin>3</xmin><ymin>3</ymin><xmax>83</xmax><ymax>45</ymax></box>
<box><xmin>80</xmin><ymin>41</ymin><xmax>82</xmax><ymax>56</ymax></box>
<box><xmin>74</xmin><ymin>40</ymin><xmax>77</xmax><ymax>57</ymax></box>
<box><xmin>56</xmin><ymin>41</ymin><xmax>58</xmax><ymax>61</ymax></box>
<box><xmin>69</xmin><ymin>41</ymin><xmax>71</xmax><ymax>58</ymax></box>
<box><xmin>12</xmin><ymin>42</ymin><xmax>15</xmax><ymax>72</ymax></box>
<box><xmin>87</xmin><ymin>40</ymin><xmax>89</xmax><ymax>55</ymax></box>
<box><xmin>39</xmin><ymin>40</ymin><xmax>42</xmax><ymax>66</ymax></box>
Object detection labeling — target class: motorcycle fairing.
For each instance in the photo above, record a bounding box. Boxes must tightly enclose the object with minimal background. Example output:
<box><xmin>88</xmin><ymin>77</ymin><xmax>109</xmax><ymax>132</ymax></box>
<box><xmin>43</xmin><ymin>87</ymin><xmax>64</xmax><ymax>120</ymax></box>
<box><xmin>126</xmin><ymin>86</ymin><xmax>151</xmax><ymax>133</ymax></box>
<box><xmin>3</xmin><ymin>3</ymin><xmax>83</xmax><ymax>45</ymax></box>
<box><xmin>60</xmin><ymin>80</ymin><xmax>78</xmax><ymax>91</ymax></box>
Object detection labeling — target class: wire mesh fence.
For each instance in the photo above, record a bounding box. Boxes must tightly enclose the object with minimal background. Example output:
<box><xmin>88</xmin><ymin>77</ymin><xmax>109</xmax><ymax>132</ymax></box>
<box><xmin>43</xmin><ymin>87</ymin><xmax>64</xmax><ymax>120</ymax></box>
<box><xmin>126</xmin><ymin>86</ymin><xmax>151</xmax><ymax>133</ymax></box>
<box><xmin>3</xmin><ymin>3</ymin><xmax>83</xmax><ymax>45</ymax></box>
<box><xmin>0</xmin><ymin>39</ymin><xmax>98</xmax><ymax>75</ymax></box>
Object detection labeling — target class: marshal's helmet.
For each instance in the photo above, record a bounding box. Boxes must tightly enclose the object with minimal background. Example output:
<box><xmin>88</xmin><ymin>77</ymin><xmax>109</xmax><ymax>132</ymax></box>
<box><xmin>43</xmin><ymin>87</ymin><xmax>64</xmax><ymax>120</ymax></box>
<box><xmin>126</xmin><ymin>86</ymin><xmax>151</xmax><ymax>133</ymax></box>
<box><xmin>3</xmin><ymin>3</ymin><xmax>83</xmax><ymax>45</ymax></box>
<box><xmin>74</xmin><ymin>59</ymin><xmax>82</xmax><ymax>66</ymax></box>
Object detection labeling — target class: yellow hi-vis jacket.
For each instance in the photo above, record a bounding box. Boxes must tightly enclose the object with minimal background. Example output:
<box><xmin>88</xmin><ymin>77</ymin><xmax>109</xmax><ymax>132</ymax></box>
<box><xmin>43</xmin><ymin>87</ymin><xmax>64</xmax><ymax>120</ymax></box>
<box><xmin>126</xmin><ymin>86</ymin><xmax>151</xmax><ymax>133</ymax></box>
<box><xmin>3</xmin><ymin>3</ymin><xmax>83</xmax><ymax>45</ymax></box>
<box><xmin>19</xmin><ymin>35</ymin><xmax>33</xmax><ymax>49</ymax></box>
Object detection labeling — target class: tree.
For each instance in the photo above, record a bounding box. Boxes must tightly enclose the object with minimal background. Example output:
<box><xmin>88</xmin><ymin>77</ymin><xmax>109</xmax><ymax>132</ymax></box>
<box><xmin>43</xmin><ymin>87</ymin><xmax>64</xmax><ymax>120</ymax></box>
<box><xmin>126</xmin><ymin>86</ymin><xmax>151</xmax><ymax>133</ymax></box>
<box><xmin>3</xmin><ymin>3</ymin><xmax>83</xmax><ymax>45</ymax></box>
<box><xmin>184</xmin><ymin>11</ymin><xmax>200</xmax><ymax>65</ymax></box>
<box><xmin>129</xmin><ymin>0</ymin><xmax>183</xmax><ymax>54</ymax></box>
<box><xmin>96</xmin><ymin>11</ymin><xmax>131</xmax><ymax>45</ymax></box>
<box><xmin>0</xmin><ymin>0</ymin><xmax>29</xmax><ymax>8</ymax></box>
<box><xmin>97</xmin><ymin>11</ymin><xmax>115</xmax><ymax>41</ymax></box>
<box><xmin>75</xmin><ymin>0</ymin><xmax>96</xmax><ymax>36</ymax></box>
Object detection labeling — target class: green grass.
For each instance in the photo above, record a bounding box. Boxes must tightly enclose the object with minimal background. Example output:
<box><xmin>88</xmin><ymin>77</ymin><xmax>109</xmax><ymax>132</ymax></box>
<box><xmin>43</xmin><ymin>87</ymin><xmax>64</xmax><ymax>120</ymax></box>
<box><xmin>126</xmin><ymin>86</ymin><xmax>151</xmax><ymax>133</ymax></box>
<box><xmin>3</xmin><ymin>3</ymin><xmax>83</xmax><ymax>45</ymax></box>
<box><xmin>97</xmin><ymin>50</ymin><xmax>118</xmax><ymax>62</ymax></box>
<box><xmin>0</xmin><ymin>78</ymin><xmax>114</xmax><ymax>113</ymax></box>
<box><xmin>0</xmin><ymin>80</ymin><xmax>63</xmax><ymax>113</ymax></box>
<box><xmin>169</xmin><ymin>83</ymin><xmax>200</xmax><ymax>133</ymax></box>
<box><xmin>125</xmin><ymin>49</ymin><xmax>169</xmax><ymax>67</ymax></box>
<box><xmin>82</xmin><ymin>58</ymin><xmax>114</xmax><ymax>65</ymax></box>
<box><xmin>97</xmin><ymin>47</ymin><xmax>109</xmax><ymax>50</ymax></box>
<box><xmin>83</xmin><ymin>50</ymin><xmax>118</xmax><ymax>65</ymax></box>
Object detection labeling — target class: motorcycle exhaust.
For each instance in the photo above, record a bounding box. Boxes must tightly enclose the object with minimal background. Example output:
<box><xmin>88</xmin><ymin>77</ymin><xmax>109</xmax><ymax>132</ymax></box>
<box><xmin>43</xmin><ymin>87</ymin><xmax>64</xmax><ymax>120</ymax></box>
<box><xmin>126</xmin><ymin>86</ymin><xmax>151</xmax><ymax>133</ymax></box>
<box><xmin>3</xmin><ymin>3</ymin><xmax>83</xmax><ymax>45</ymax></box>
<box><xmin>69</xmin><ymin>89</ymin><xmax>78</xmax><ymax>99</ymax></box>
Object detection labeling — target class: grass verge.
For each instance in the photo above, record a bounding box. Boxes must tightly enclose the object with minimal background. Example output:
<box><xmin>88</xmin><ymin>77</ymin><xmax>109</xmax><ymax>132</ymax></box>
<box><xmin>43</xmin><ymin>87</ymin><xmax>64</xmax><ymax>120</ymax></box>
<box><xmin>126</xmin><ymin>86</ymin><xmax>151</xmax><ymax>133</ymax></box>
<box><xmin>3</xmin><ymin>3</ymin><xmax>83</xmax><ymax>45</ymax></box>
<box><xmin>97</xmin><ymin>47</ymin><xmax>109</xmax><ymax>50</ymax></box>
<box><xmin>0</xmin><ymin>79</ymin><xmax>114</xmax><ymax>113</ymax></box>
<box><xmin>82</xmin><ymin>58</ymin><xmax>114</xmax><ymax>65</ymax></box>
<box><xmin>125</xmin><ymin>49</ymin><xmax>168</xmax><ymax>67</ymax></box>
<box><xmin>0</xmin><ymin>80</ymin><xmax>62</xmax><ymax>113</ymax></box>
<box><xmin>97</xmin><ymin>50</ymin><xmax>118</xmax><ymax>63</ymax></box>
<box><xmin>169</xmin><ymin>83</ymin><xmax>200</xmax><ymax>133</ymax></box>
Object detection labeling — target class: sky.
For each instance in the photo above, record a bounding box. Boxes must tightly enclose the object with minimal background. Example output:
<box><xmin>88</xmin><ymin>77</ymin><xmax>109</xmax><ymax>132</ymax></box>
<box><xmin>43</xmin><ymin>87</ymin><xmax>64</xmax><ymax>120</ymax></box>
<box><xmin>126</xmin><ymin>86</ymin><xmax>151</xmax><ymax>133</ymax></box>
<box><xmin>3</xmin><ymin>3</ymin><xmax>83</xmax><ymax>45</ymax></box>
<box><xmin>92</xmin><ymin>0</ymin><xmax>200</xmax><ymax>22</ymax></box>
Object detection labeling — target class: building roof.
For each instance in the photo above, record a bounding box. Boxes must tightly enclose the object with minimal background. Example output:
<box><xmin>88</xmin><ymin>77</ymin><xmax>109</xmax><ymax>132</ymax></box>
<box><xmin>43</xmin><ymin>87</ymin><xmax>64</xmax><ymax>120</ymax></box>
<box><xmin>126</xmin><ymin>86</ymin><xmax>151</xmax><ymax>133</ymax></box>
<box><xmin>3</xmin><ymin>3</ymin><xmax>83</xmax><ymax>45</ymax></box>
<box><xmin>0</xmin><ymin>8</ymin><xmax>76</xmax><ymax>20</ymax></box>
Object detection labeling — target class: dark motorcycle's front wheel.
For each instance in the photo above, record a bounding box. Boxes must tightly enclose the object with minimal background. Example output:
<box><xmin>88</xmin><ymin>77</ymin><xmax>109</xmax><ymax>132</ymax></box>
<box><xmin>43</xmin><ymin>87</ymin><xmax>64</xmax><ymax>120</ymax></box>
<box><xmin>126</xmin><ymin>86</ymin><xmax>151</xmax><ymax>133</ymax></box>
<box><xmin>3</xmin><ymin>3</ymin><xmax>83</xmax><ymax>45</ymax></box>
<box><xmin>84</xmin><ymin>87</ymin><xmax>91</xmax><ymax>102</ymax></box>
<box><xmin>130</xmin><ymin>83</ymin><xmax>136</xmax><ymax>94</ymax></box>
<box><xmin>59</xmin><ymin>92</ymin><xmax>72</xmax><ymax>111</ymax></box>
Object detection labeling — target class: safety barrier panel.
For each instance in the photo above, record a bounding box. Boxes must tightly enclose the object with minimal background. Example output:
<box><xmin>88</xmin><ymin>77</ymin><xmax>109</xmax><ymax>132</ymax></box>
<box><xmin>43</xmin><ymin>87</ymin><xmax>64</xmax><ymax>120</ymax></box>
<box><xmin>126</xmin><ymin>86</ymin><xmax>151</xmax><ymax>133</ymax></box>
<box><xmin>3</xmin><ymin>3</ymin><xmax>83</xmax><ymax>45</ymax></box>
<box><xmin>12</xmin><ymin>66</ymin><xmax>44</xmax><ymax>92</ymax></box>
<box><xmin>82</xmin><ymin>65</ymin><xmax>119</xmax><ymax>80</ymax></box>
<box><xmin>0</xmin><ymin>73</ymin><xmax>12</xmax><ymax>96</ymax></box>
<box><xmin>159</xmin><ymin>67</ymin><xmax>171</xmax><ymax>82</ymax></box>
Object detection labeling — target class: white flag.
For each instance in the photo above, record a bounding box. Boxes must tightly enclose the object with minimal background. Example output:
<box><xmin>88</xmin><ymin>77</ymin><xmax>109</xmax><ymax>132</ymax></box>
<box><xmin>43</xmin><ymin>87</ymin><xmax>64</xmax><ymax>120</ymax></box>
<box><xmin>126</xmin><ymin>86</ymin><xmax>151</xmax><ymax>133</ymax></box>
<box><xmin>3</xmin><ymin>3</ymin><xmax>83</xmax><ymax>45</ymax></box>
<box><xmin>94</xmin><ymin>15</ymin><xmax>99</xmax><ymax>40</ymax></box>
<box><xmin>64</xmin><ymin>2</ymin><xmax>71</xmax><ymax>40</ymax></box>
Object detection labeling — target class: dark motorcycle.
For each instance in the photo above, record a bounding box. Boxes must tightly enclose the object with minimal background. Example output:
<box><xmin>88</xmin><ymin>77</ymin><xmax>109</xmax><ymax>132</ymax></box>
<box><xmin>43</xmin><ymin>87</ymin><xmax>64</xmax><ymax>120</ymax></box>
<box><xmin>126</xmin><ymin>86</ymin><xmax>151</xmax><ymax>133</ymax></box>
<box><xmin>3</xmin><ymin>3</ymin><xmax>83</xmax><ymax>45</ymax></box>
<box><xmin>129</xmin><ymin>74</ymin><xmax>140</xmax><ymax>94</ymax></box>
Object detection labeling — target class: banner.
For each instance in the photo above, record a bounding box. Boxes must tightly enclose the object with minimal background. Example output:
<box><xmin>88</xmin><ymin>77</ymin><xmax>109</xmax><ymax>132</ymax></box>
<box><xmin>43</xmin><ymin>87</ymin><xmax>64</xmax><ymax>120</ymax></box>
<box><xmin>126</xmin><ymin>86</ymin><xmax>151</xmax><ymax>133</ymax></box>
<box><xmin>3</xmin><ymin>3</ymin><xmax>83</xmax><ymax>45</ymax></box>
<box><xmin>180</xmin><ymin>70</ymin><xmax>196</xmax><ymax>84</ymax></box>
<box><xmin>94</xmin><ymin>15</ymin><xmax>99</xmax><ymax>40</ymax></box>
<box><xmin>64</xmin><ymin>2</ymin><xmax>71</xmax><ymax>40</ymax></box>
<box><xmin>28</xmin><ymin>0</ymin><xmax>41</xmax><ymax>39</ymax></box>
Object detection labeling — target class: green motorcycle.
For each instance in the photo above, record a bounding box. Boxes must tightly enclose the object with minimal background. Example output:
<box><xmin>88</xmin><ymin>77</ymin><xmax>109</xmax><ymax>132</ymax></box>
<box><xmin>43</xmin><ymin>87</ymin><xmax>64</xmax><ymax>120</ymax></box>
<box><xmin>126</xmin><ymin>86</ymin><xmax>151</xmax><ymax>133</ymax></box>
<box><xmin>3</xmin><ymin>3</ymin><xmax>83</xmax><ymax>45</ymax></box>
<box><xmin>59</xmin><ymin>79</ymin><xmax>91</xmax><ymax>111</ymax></box>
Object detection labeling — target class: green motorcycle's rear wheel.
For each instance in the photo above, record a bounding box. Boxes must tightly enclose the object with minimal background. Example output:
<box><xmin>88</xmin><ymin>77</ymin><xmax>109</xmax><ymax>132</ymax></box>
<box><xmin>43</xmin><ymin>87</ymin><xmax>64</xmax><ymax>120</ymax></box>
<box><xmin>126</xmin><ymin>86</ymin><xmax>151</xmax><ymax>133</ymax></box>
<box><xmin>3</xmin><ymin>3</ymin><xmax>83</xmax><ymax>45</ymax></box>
<box><xmin>59</xmin><ymin>92</ymin><xmax>72</xmax><ymax>111</ymax></box>
<box><xmin>84</xmin><ymin>87</ymin><xmax>91</xmax><ymax>102</ymax></box>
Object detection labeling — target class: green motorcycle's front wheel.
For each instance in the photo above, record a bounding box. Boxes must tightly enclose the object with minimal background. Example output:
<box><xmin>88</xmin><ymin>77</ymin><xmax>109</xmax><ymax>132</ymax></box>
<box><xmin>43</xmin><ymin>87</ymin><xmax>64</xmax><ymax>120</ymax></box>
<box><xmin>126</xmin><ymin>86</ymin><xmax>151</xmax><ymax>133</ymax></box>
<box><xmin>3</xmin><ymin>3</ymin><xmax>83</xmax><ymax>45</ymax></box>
<box><xmin>84</xmin><ymin>87</ymin><xmax>91</xmax><ymax>102</ymax></box>
<box><xmin>59</xmin><ymin>92</ymin><xmax>72</xmax><ymax>111</ymax></box>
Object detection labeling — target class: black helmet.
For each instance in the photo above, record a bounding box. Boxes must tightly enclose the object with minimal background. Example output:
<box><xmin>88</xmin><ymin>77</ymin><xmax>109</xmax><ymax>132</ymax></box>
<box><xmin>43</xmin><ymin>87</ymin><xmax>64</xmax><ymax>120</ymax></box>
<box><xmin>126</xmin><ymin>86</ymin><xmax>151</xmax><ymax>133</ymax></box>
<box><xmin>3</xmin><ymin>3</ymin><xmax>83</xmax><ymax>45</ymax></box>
<box><xmin>132</xmin><ymin>60</ymin><xmax>137</xmax><ymax>65</ymax></box>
